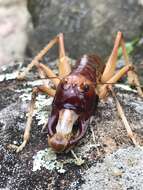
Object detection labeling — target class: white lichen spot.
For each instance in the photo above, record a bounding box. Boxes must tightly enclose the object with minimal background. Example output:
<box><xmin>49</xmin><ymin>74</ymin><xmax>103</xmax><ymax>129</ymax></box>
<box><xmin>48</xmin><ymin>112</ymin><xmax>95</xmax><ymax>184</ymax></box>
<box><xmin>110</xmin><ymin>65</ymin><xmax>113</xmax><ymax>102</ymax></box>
<box><xmin>1</xmin><ymin>65</ymin><xmax>7</xmax><ymax>71</ymax></box>
<box><xmin>27</xmin><ymin>79</ymin><xmax>50</xmax><ymax>87</ymax></box>
<box><xmin>33</xmin><ymin>148</ymin><xmax>66</xmax><ymax>173</ymax></box>
<box><xmin>16</xmin><ymin>86</ymin><xmax>53</xmax><ymax>126</ymax></box>
<box><xmin>115</xmin><ymin>84</ymin><xmax>137</xmax><ymax>92</ymax></box>
<box><xmin>19</xmin><ymin>91</ymin><xmax>32</xmax><ymax>101</ymax></box>
<box><xmin>6</xmin><ymin>71</ymin><xmax>19</xmax><ymax>80</ymax></box>
<box><xmin>33</xmin><ymin>148</ymin><xmax>84</xmax><ymax>173</ymax></box>
<box><xmin>0</xmin><ymin>71</ymin><xmax>19</xmax><ymax>81</ymax></box>
<box><xmin>0</xmin><ymin>74</ymin><xmax>5</xmax><ymax>82</ymax></box>
<box><xmin>34</xmin><ymin>96</ymin><xmax>53</xmax><ymax>125</ymax></box>
<box><xmin>74</xmin><ymin>157</ymin><xmax>85</xmax><ymax>166</ymax></box>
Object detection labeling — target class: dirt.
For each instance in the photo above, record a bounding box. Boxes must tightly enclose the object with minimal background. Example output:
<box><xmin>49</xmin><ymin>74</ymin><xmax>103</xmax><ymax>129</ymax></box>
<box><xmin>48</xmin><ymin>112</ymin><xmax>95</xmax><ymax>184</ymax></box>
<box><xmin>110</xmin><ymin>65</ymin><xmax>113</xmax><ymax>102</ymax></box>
<box><xmin>0</xmin><ymin>62</ymin><xmax>143</xmax><ymax>190</ymax></box>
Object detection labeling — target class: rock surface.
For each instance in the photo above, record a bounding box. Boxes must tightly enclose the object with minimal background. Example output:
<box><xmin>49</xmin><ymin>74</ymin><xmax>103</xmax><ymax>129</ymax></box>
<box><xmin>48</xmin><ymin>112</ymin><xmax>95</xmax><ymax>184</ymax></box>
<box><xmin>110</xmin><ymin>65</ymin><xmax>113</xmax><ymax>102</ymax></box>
<box><xmin>0</xmin><ymin>59</ymin><xmax>143</xmax><ymax>189</ymax></box>
<box><xmin>28</xmin><ymin>0</ymin><xmax>143</xmax><ymax>59</ymax></box>
<box><xmin>81</xmin><ymin>147</ymin><xmax>143</xmax><ymax>190</ymax></box>
<box><xmin>0</xmin><ymin>0</ymin><xmax>32</xmax><ymax>66</ymax></box>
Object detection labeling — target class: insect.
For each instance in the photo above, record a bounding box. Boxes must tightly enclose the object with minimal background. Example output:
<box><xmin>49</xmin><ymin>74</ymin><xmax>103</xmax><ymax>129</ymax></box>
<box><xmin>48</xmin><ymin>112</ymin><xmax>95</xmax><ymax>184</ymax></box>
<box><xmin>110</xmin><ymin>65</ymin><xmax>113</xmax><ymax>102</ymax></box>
<box><xmin>14</xmin><ymin>31</ymin><xmax>143</xmax><ymax>153</ymax></box>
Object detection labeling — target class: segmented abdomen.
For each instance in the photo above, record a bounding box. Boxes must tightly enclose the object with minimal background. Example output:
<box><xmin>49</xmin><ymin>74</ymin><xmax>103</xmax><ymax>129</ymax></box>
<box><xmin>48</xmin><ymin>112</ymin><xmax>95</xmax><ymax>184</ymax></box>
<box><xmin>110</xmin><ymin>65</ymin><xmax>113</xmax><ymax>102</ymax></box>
<box><xmin>72</xmin><ymin>54</ymin><xmax>104</xmax><ymax>83</ymax></box>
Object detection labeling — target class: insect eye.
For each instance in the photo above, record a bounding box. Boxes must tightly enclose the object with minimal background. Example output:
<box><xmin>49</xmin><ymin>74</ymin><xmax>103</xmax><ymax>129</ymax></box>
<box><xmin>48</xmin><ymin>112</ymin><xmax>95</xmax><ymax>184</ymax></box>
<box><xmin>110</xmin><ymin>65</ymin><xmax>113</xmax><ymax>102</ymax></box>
<box><xmin>83</xmin><ymin>84</ymin><xmax>90</xmax><ymax>92</ymax></box>
<box><xmin>79</xmin><ymin>83</ymin><xmax>90</xmax><ymax>92</ymax></box>
<box><xmin>61</xmin><ymin>79</ymin><xmax>70</xmax><ymax>90</ymax></box>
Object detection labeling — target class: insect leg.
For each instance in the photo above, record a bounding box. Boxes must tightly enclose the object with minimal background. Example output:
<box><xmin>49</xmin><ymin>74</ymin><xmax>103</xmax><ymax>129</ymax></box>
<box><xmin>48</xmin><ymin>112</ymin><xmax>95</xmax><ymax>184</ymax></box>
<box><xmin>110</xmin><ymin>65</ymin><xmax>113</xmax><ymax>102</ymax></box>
<box><xmin>17</xmin><ymin>33</ymin><xmax>71</xmax><ymax>81</ymax></box>
<box><xmin>101</xmin><ymin>31</ymin><xmax>122</xmax><ymax>82</ymax></box>
<box><xmin>101</xmin><ymin>31</ymin><xmax>143</xmax><ymax>97</ymax></box>
<box><xmin>98</xmin><ymin>66</ymin><xmax>139</xmax><ymax>146</ymax></box>
<box><xmin>35</xmin><ymin>62</ymin><xmax>60</xmax><ymax>87</ymax></box>
<box><xmin>95</xmin><ymin>31</ymin><xmax>141</xmax><ymax>147</ymax></box>
<box><xmin>98</xmin><ymin>79</ymin><xmax>138</xmax><ymax>146</ymax></box>
<box><xmin>110</xmin><ymin>88</ymin><xmax>138</xmax><ymax>146</ymax></box>
<box><xmin>58</xmin><ymin>33</ymin><xmax>71</xmax><ymax>77</ymax></box>
<box><xmin>98</xmin><ymin>64</ymin><xmax>133</xmax><ymax>99</ymax></box>
<box><xmin>120</xmin><ymin>38</ymin><xmax>143</xmax><ymax>97</ymax></box>
<box><xmin>15</xmin><ymin>86</ymin><xmax>55</xmax><ymax>153</ymax></box>
<box><xmin>97</xmin><ymin>64</ymin><xmax>140</xmax><ymax>146</ymax></box>
<box><xmin>17</xmin><ymin>36</ymin><xmax>59</xmax><ymax>80</ymax></box>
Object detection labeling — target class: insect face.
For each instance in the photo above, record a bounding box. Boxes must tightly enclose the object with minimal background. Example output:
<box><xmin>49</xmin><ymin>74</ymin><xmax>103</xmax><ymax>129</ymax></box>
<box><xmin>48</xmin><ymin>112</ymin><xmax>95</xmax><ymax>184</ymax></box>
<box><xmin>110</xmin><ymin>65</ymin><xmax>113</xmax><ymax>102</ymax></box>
<box><xmin>48</xmin><ymin>75</ymin><xmax>99</xmax><ymax>152</ymax></box>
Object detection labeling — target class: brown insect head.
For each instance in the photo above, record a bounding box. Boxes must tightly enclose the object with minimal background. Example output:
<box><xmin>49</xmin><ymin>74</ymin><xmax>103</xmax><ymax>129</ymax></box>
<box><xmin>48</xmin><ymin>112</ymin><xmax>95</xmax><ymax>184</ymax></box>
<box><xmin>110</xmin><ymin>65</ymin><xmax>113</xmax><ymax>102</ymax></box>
<box><xmin>47</xmin><ymin>74</ymin><xmax>99</xmax><ymax>152</ymax></box>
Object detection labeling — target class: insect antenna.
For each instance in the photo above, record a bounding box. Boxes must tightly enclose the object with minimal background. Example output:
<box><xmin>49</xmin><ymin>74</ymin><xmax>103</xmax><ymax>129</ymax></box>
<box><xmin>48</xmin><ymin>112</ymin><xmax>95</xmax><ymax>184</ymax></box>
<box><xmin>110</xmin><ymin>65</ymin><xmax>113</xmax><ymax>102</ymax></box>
<box><xmin>93</xmin><ymin>82</ymin><xmax>143</xmax><ymax>88</ymax></box>
<box><xmin>0</xmin><ymin>76</ymin><xmax>62</xmax><ymax>86</ymax></box>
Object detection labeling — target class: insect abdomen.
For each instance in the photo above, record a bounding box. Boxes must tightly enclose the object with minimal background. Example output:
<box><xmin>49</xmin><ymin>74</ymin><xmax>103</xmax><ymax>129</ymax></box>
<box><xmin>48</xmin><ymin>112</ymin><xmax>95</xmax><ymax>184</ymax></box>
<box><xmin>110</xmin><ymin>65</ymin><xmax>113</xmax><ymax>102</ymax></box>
<box><xmin>72</xmin><ymin>54</ymin><xmax>104</xmax><ymax>83</ymax></box>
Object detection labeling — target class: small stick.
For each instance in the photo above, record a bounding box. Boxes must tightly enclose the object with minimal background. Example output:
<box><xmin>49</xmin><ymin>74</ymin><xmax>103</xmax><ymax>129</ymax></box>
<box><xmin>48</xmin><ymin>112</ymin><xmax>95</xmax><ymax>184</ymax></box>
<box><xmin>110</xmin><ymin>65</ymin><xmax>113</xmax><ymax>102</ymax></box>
<box><xmin>71</xmin><ymin>150</ymin><xmax>84</xmax><ymax>165</ymax></box>
<box><xmin>91</xmin><ymin>127</ymin><xmax>96</xmax><ymax>144</ymax></box>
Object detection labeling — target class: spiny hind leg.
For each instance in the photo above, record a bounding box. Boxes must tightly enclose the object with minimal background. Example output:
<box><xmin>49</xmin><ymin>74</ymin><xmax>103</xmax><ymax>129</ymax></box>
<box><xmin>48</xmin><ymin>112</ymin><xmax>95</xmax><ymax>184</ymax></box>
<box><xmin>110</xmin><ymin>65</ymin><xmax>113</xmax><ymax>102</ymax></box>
<box><xmin>120</xmin><ymin>37</ymin><xmax>143</xmax><ymax>97</ymax></box>
<box><xmin>110</xmin><ymin>88</ymin><xmax>138</xmax><ymax>146</ymax></box>
<box><xmin>58</xmin><ymin>33</ymin><xmax>71</xmax><ymax>77</ymax></box>
<box><xmin>101</xmin><ymin>31</ymin><xmax>123</xmax><ymax>82</ymax></box>
<box><xmin>17</xmin><ymin>36</ymin><xmax>58</xmax><ymax>80</ymax></box>
<box><xmin>101</xmin><ymin>31</ymin><xmax>143</xmax><ymax>97</ymax></box>
<box><xmin>97</xmin><ymin>31</ymin><xmax>142</xmax><ymax>146</ymax></box>
<box><xmin>34</xmin><ymin>33</ymin><xmax>71</xmax><ymax>84</ymax></box>
<box><xmin>10</xmin><ymin>86</ymin><xmax>55</xmax><ymax>153</ymax></box>
<box><xmin>98</xmin><ymin>64</ymin><xmax>133</xmax><ymax>99</ymax></box>
<box><xmin>35</xmin><ymin>62</ymin><xmax>60</xmax><ymax>87</ymax></box>
<box><xmin>98</xmin><ymin>66</ymin><xmax>138</xmax><ymax>146</ymax></box>
<box><xmin>34</xmin><ymin>34</ymin><xmax>71</xmax><ymax>86</ymax></box>
<box><xmin>17</xmin><ymin>33</ymin><xmax>71</xmax><ymax>84</ymax></box>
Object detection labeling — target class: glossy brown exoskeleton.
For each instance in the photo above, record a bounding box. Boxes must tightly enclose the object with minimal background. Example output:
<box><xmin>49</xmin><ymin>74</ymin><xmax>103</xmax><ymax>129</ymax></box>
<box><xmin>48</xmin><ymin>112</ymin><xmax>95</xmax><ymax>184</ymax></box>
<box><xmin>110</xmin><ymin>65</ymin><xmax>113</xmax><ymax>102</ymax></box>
<box><xmin>15</xmin><ymin>32</ymin><xmax>142</xmax><ymax>153</ymax></box>
<box><xmin>48</xmin><ymin>55</ymin><xmax>104</xmax><ymax>152</ymax></box>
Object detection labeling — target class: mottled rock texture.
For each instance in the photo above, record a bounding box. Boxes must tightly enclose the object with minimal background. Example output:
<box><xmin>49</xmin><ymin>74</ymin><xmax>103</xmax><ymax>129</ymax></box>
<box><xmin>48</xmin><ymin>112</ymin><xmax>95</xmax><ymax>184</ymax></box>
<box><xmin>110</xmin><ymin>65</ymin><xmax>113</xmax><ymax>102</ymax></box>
<box><xmin>81</xmin><ymin>147</ymin><xmax>143</xmax><ymax>190</ymax></box>
<box><xmin>0</xmin><ymin>0</ymin><xmax>32</xmax><ymax>66</ymax></box>
<box><xmin>28</xmin><ymin>0</ymin><xmax>143</xmax><ymax>60</ymax></box>
<box><xmin>0</xmin><ymin>60</ymin><xmax>143</xmax><ymax>189</ymax></box>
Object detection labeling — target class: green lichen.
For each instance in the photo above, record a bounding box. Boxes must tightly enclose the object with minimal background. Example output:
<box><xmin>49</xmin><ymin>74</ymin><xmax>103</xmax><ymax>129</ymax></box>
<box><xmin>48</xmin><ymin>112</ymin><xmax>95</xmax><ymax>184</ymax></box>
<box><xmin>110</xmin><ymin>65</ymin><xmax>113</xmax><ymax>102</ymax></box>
<box><xmin>33</xmin><ymin>148</ymin><xmax>84</xmax><ymax>173</ymax></box>
<box><xmin>16</xmin><ymin>87</ymin><xmax>53</xmax><ymax>126</ymax></box>
<box><xmin>33</xmin><ymin>148</ymin><xmax>66</xmax><ymax>173</ymax></box>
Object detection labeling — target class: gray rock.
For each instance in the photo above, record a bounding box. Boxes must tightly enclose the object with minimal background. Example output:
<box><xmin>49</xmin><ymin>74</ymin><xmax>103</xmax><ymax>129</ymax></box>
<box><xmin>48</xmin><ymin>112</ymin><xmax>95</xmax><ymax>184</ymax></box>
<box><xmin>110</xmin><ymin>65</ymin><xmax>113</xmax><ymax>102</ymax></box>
<box><xmin>0</xmin><ymin>60</ymin><xmax>143</xmax><ymax>189</ymax></box>
<box><xmin>81</xmin><ymin>147</ymin><xmax>143</xmax><ymax>190</ymax></box>
<box><xmin>28</xmin><ymin>0</ymin><xmax>143</xmax><ymax>60</ymax></box>
<box><xmin>0</xmin><ymin>0</ymin><xmax>33</xmax><ymax>66</ymax></box>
